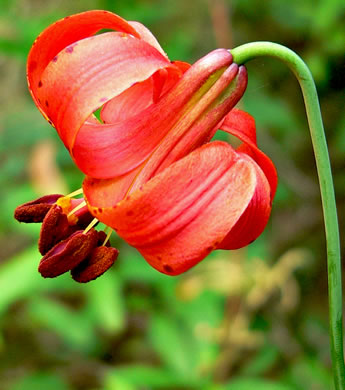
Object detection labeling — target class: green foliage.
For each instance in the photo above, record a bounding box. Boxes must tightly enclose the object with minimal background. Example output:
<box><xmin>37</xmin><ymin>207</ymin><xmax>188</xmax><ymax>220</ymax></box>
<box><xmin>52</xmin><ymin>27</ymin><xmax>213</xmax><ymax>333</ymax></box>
<box><xmin>10</xmin><ymin>372</ymin><xmax>71</xmax><ymax>390</ymax></box>
<box><xmin>0</xmin><ymin>0</ymin><xmax>344</xmax><ymax>389</ymax></box>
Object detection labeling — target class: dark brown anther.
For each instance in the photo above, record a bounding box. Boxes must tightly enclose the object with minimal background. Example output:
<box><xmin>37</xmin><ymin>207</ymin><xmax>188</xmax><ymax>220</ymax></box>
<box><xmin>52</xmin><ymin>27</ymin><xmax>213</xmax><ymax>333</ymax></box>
<box><xmin>71</xmin><ymin>246</ymin><xmax>119</xmax><ymax>283</ymax></box>
<box><xmin>38</xmin><ymin>204</ymin><xmax>75</xmax><ymax>255</ymax></box>
<box><xmin>38</xmin><ymin>228</ymin><xmax>98</xmax><ymax>278</ymax></box>
<box><xmin>14</xmin><ymin>194</ymin><xmax>63</xmax><ymax>223</ymax></box>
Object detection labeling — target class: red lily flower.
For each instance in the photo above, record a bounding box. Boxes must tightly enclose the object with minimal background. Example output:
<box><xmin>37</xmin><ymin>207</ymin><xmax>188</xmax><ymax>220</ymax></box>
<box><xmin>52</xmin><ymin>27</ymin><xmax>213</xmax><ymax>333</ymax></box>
<box><xmin>16</xmin><ymin>10</ymin><xmax>277</xmax><ymax>280</ymax></box>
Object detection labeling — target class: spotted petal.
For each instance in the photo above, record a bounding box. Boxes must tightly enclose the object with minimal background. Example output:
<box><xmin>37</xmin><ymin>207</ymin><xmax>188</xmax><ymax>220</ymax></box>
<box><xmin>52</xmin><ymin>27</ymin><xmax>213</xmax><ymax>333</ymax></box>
<box><xmin>27</xmin><ymin>10</ymin><xmax>140</xmax><ymax>116</ymax></box>
<box><xmin>84</xmin><ymin>141</ymin><xmax>271</xmax><ymax>275</ymax></box>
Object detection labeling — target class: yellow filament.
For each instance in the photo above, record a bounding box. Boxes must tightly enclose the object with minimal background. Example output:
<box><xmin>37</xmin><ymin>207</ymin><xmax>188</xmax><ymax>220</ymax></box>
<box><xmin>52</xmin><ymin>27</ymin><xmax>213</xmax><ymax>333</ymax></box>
<box><xmin>67</xmin><ymin>200</ymin><xmax>86</xmax><ymax>218</ymax></box>
<box><xmin>83</xmin><ymin>218</ymin><xmax>99</xmax><ymax>234</ymax></box>
<box><xmin>65</xmin><ymin>188</ymin><xmax>83</xmax><ymax>198</ymax></box>
<box><xmin>103</xmin><ymin>227</ymin><xmax>113</xmax><ymax>246</ymax></box>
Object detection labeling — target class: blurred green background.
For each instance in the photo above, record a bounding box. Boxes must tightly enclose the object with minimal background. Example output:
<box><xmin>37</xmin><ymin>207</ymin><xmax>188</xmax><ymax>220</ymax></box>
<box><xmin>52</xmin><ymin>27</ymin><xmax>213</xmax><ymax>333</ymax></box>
<box><xmin>0</xmin><ymin>0</ymin><xmax>344</xmax><ymax>389</ymax></box>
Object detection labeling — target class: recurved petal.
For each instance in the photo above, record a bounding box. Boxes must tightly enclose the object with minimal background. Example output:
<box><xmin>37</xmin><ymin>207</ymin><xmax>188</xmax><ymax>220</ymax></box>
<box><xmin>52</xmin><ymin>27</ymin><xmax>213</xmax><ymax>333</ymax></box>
<box><xmin>73</xmin><ymin>49</ymin><xmax>234</xmax><ymax>179</ymax></box>
<box><xmin>132</xmin><ymin>65</ymin><xmax>247</xmax><ymax>186</ymax></box>
<box><xmin>82</xmin><ymin>167</ymin><xmax>141</xmax><ymax>210</ymax></box>
<box><xmin>220</xmin><ymin>108</ymin><xmax>278</xmax><ymax>198</ymax></box>
<box><xmin>85</xmin><ymin>141</ymin><xmax>263</xmax><ymax>275</ymax></box>
<box><xmin>28</xmin><ymin>10</ymin><xmax>140</xmax><ymax>113</ymax></box>
<box><xmin>216</xmin><ymin>152</ymin><xmax>271</xmax><ymax>250</ymax></box>
<box><xmin>100</xmin><ymin>77</ymin><xmax>154</xmax><ymax>124</ymax></box>
<box><xmin>36</xmin><ymin>32</ymin><xmax>173</xmax><ymax>150</ymax></box>
<box><xmin>128</xmin><ymin>21</ymin><xmax>168</xmax><ymax>58</ymax></box>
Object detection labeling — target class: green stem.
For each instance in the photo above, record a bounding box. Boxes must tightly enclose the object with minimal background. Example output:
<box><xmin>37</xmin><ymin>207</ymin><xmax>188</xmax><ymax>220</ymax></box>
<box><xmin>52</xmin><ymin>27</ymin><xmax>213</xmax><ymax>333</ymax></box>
<box><xmin>231</xmin><ymin>42</ymin><xmax>344</xmax><ymax>389</ymax></box>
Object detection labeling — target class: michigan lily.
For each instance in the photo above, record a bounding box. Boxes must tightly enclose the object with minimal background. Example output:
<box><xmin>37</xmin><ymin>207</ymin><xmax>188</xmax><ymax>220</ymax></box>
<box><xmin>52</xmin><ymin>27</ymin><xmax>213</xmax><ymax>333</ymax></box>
<box><xmin>15</xmin><ymin>10</ymin><xmax>277</xmax><ymax>280</ymax></box>
<box><xmin>14</xmin><ymin>9</ymin><xmax>345</xmax><ymax>390</ymax></box>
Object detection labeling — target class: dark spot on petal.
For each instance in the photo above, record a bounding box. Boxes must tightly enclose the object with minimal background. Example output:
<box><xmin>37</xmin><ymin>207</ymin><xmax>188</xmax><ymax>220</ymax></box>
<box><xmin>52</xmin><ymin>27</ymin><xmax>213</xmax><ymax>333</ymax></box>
<box><xmin>45</xmin><ymin>100</ymin><xmax>49</xmax><ymax>107</ymax></box>
<box><xmin>48</xmin><ymin>120</ymin><xmax>53</xmax><ymax>125</ymax></box>
<box><xmin>52</xmin><ymin>56</ymin><xmax>58</xmax><ymax>62</ymax></box>
<box><xmin>206</xmin><ymin>246</ymin><xmax>214</xmax><ymax>252</ymax></box>
<box><xmin>65</xmin><ymin>46</ymin><xmax>74</xmax><ymax>53</ymax></box>
<box><xmin>163</xmin><ymin>264</ymin><xmax>173</xmax><ymax>273</ymax></box>
<box><xmin>126</xmin><ymin>210</ymin><xmax>134</xmax><ymax>216</ymax></box>
<box><xmin>64</xmin><ymin>16</ymin><xmax>70</xmax><ymax>19</ymax></box>
<box><xmin>37</xmin><ymin>98</ymin><xmax>41</xmax><ymax>103</ymax></box>
<box><xmin>98</xmin><ymin>208</ymin><xmax>103</xmax><ymax>213</ymax></box>
<box><xmin>157</xmin><ymin>256</ymin><xmax>162</xmax><ymax>261</ymax></box>
<box><xmin>38</xmin><ymin>80</ymin><xmax>43</xmax><ymax>88</ymax></box>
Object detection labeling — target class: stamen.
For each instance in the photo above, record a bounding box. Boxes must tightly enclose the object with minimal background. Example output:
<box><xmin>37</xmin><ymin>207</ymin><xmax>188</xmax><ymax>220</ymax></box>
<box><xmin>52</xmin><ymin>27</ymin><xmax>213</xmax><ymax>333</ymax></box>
<box><xmin>83</xmin><ymin>218</ymin><xmax>99</xmax><ymax>234</ymax></box>
<box><xmin>67</xmin><ymin>200</ymin><xmax>87</xmax><ymax>218</ymax></box>
<box><xmin>65</xmin><ymin>188</ymin><xmax>83</xmax><ymax>198</ymax></box>
<box><xmin>103</xmin><ymin>227</ymin><xmax>113</xmax><ymax>246</ymax></box>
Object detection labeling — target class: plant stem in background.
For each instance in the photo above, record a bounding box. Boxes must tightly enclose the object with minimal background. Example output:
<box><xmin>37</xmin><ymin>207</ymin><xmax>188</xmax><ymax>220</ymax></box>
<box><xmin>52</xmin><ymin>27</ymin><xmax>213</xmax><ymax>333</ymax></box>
<box><xmin>231</xmin><ymin>41</ymin><xmax>344</xmax><ymax>390</ymax></box>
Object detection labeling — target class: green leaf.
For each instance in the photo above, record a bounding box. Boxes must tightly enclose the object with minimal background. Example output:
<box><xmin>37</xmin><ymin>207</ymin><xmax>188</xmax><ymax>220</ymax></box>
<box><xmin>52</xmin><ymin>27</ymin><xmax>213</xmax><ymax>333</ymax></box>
<box><xmin>241</xmin><ymin>343</ymin><xmax>279</xmax><ymax>376</ymax></box>
<box><xmin>225</xmin><ymin>377</ymin><xmax>295</xmax><ymax>390</ymax></box>
<box><xmin>105</xmin><ymin>365</ymin><xmax>202</xmax><ymax>388</ymax></box>
<box><xmin>149</xmin><ymin>313</ymin><xmax>199</xmax><ymax>379</ymax></box>
<box><xmin>28</xmin><ymin>297</ymin><xmax>96</xmax><ymax>351</ymax></box>
<box><xmin>0</xmin><ymin>246</ymin><xmax>77</xmax><ymax>315</ymax></box>
<box><xmin>0</xmin><ymin>246</ymin><xmax>47</xmax><ymax>315</ymax></box>
<box><xmin>9</xmin><ymin>372</ymin><xmax>71</xmax><ymax>390</ymax></box>
<box><xmin>285</xmin><ymin>357</ymin><xmax>333</xmax><ymax>390</ymax></box>
<box><xmin>84</xmin><ymin>271</ymin><xmax>125</xmax><ymax>334</ymax></box>
<box><xmin>103</xmin><ymin>373</ymin><xmax>135</xmax><ymax>390</ymax></box>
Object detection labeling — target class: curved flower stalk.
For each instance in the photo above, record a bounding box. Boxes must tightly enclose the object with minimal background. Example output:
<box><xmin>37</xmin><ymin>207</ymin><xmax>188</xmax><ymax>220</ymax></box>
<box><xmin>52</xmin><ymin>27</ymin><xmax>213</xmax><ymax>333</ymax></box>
<box><xmin>15</xmin><ymin>10</ymin><xmax>277</xmax><ymax>281</ymax></box>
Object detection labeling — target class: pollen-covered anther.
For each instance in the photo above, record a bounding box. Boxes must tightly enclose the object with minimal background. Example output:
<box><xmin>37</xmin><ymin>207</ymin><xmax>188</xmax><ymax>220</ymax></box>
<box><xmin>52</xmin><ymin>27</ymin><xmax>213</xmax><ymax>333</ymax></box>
<box><xmin>14</xmin><ymin>194</ymin><xmax>63</xmax><ymax>223</ymax></box>
<box><xmin>38</xmin><ymin>228</ymin><xmax>98</xmax><ymax>278</ymax></box>
<box><xmin>38</xmin><ymin>204</ymin><xmax>75</xmax><ymax>255</ymax></box>
<box><xmin>71</xmin><ymin>245</ymin><xmax>119</xmax><ymax>283</ymax></box>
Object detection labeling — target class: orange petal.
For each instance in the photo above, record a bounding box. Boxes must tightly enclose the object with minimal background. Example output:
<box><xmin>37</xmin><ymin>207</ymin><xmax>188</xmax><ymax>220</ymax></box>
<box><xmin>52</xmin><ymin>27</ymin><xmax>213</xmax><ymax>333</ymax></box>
<box><xmin>100</xmin><ymin>77</ymin><xmax>154</xmax><ymax>124</ymax></box>
<box><xmin>36</xmin><ymin>32</ymin><xmax>172</xmax><ymax>149</ymax></box>
<box><xmin>132</xmin><ymin>65</ymin><xmax>247</xmax><ymax>186</ymax></box>
<box><xmin>27</xmin><ymin>10</ymin><xmax>140</xmax><ymax>117</ymax></box>
<box><xmin>216</xmin><ymin>152</ymin><xmax>272</xmax><ymax>250</ymax></box>
<box><xmin>82</xmin><ymin>166</ymin><xmax>142</xmax><ymax>210</ymax></box>
<box><xmin>220</xmin><ymin>108</ymin><xmax>278</xmax><ymax>198</ymax></box>
<box><xmin>85</xmin><ymin>141</ymin><xmax>270</xmax><ymax>275</ymax></box>
<box><xmin>72</xmin><ymin>49</ymin><xmax>236</xmax><ymax>179</ymax></box>
<box><xmin>128</xmin><ymin>21</ymin><xmax>168</xmax><ymax>58</ymax></box>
